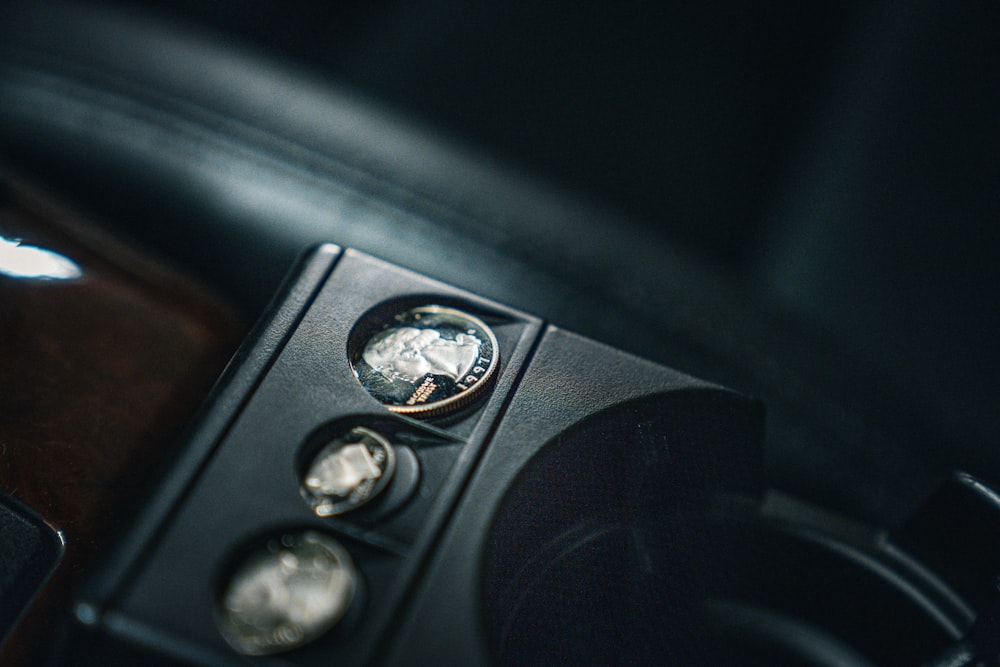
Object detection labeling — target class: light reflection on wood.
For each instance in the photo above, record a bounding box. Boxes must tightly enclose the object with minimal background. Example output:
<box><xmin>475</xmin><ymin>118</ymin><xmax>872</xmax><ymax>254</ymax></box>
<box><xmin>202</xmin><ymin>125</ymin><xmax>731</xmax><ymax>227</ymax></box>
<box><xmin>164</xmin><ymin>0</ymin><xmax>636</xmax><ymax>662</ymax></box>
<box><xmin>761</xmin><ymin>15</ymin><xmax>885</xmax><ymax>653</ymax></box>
<box><xmin>0</xmin><ymin>176</ymin><xmax>246</xmax><ymax>664</ymax></box>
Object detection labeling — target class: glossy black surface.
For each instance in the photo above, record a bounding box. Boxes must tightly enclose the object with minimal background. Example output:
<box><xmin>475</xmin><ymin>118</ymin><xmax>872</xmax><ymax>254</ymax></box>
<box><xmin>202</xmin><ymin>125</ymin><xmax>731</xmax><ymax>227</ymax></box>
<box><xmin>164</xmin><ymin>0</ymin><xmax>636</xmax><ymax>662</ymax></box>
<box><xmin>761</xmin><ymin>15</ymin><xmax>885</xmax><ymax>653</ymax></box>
<box><xmin>0</xmin><ymin>492</ymin><xmax>62</xmax><ymax>647</ymax></box>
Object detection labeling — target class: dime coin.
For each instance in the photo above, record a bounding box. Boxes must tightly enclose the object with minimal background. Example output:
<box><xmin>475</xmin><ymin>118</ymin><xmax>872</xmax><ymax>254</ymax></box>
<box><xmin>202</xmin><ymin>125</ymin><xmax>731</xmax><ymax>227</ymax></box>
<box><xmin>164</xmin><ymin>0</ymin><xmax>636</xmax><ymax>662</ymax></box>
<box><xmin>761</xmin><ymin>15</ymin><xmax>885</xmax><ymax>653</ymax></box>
<box><xmin>217</xmin><ymin>531</ymin><xmax>358</xmax><ymax>656</ymax></box>
<box><xmin>301</xmin><ymin>426</ymin><xmax>396</xmax><ymax>517</ymax></box>
<box><xmin>351</xmin><ymin>305</ymin><xmax>499</xmax><ymax>417</ymax></box>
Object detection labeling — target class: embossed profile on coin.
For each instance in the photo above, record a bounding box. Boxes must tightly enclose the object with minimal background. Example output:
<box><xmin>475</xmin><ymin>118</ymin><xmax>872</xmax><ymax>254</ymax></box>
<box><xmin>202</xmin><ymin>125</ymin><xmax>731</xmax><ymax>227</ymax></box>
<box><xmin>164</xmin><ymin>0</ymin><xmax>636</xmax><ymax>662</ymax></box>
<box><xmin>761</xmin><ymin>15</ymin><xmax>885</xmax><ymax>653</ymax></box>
<box><xmin>216</xmin><ymin>531</ymin><xmax>357</xmax><ymax>656</ymax></box>
<box><xmin>351</xmin><ymin>305</ymin><xmax>499</xmax><ymax>417</ymax></box>
<box><xmin>302</xmin><ymin>426</ymin><xmax>396</xmax><ymax>517</ymax></box>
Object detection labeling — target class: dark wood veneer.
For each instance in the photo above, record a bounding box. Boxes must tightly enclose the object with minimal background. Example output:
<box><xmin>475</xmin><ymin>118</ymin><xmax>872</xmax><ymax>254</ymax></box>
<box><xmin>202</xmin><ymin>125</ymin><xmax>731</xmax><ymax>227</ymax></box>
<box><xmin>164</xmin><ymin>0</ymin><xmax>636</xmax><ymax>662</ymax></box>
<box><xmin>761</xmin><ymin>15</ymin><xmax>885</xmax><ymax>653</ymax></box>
<box><xmin>0</xmin><ymin>176</ymin><xmax>246</xmax><ymax>664</ymax></box>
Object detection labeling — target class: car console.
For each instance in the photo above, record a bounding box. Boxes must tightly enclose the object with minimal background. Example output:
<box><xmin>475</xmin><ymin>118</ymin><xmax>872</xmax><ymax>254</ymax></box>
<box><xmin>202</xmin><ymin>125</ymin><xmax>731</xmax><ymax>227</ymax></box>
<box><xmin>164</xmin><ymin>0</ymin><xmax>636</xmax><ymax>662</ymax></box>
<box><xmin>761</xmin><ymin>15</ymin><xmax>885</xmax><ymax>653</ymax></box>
<box><xmin>56</xmin><ymin>245</ymin><xmax>1000</xmax><ymax>666</ymax></box>
<box><xmin>1</xmin><ymin>3</ymin><xmax>998</xmax><ymax>663</ymax></box>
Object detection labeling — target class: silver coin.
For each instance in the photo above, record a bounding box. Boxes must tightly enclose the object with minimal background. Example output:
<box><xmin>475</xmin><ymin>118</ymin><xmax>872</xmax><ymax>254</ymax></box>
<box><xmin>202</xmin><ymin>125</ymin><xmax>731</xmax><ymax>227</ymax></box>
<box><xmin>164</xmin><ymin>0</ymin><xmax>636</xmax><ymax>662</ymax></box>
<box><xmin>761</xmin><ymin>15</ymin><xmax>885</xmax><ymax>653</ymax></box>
<box><xmin>217</xmin><ymin>531</ymin><xmax>358</xmax><ymax>656</ymax></box>
<box><xmin>351</xmin><ymin>305</ymin><xmax>499</xmax><ymax>417</ymax></box>
<box><xmin>301</xmin><ymin>426</ymin><xmax>396</xmax><ymax>517</ymax></box>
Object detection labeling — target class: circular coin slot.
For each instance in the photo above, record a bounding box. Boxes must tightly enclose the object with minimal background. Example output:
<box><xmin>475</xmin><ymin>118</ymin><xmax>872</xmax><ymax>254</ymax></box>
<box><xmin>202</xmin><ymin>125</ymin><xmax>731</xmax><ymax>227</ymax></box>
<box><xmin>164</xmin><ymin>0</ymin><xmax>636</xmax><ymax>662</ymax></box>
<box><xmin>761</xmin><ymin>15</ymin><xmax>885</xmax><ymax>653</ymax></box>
<box><xmin>215</xmin><ymin>530</ymin><xmax>359</xmax><ymax>656</ymax></box>
<box><xmin>301</xmin><ymin>426</ymin><xmax>397</xmax><ymax>517</ymax></box>
<box><xmin>348</xmin><ymin>303</ymin><xmax>499</xmax><ymax>418</ymax></box>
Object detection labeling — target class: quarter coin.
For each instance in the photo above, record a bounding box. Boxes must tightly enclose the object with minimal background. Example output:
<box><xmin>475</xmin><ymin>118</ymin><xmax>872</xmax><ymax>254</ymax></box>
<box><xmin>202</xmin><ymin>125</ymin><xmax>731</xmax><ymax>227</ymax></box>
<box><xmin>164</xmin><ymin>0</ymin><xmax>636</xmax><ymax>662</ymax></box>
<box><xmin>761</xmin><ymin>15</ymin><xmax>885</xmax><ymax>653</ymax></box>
<box><xmin>351</xmin><ymin>305</ymin><xmax>499</xmax><ymax>417</ymax></box>
<box><xmin>217</xmin><ymin>531</ymin><xmax>358</xmax><ymax>656</ymax></box>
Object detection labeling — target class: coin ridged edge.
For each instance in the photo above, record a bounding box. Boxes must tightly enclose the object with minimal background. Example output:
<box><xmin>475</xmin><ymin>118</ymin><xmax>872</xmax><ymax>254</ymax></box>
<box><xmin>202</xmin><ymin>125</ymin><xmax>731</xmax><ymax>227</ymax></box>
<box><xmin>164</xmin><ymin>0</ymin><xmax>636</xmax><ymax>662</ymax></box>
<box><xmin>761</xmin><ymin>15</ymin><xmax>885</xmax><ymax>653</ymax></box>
<box><xmin>353</xmin><ymin>305</ymin><xmax>501</xmax><ymax>418</ymax></box>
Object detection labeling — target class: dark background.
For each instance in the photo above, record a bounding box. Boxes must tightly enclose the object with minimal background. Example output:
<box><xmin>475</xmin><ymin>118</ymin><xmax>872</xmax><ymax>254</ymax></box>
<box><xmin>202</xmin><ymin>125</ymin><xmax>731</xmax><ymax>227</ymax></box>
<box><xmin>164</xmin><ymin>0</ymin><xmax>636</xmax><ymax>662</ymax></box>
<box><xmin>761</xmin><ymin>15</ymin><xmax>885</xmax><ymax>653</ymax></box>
<box><xmin>1</xmin><ymin>0</ymin><xmax>997</xmax><ymax>525</ymax></box>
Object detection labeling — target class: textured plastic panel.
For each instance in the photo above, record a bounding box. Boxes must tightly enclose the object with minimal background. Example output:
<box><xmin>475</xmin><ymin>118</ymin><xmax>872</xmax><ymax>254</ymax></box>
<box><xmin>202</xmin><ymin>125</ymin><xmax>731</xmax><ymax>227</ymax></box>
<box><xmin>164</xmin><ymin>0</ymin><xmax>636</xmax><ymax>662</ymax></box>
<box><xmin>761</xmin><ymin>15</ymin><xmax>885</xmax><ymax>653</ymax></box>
<box><xmin>381</xmin><ymin>328</ymin><xmax>764</xmax><ymax>665</ymax></box>
<box><xmin>81</xmin><ymin>247</ymin><xmax>542</xmax><ymax>665</ymax></box>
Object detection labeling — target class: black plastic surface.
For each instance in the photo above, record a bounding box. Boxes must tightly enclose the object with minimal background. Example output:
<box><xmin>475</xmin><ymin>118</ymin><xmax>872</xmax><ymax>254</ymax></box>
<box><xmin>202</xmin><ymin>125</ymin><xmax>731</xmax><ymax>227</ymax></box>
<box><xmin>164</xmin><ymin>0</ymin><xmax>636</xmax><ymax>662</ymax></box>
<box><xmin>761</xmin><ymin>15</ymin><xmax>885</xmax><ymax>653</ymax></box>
<box><xmin>78</xmin><ymin>247</ymin><xmax>541</xmax><ymax>665</ymax></box>
<box><xmin>0</xmin><ymin>491</ymin><xmax>63</xmax><ymax>647</ymax></box>
<box><xmin>380</xmin><ymin>328</ymin><xmax>765</xmax><ymax>665</ymax></box>
<box><xmin>76</xmin><ymin>243</ymin><xmax>344</xmax><ymax>618</ymax></box>
<box><xmin>66</xmin><ymin>246</ymin><xmax>999</xmax><ymax>666</ymax></box>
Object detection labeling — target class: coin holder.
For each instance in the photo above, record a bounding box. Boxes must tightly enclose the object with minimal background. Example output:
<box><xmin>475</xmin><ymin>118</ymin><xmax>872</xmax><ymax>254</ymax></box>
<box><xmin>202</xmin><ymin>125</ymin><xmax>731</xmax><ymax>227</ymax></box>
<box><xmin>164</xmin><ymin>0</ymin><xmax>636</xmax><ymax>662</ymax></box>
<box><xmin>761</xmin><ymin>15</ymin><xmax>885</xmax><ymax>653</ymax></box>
<box><xmin>69</xmin><ymin>244</ymin><xmax>971</xmax><ymax>666</ymax></box>
<box><xmin>74</xmin><ymin>246</ymin><xmax>542</xmax><ymax>666</ymax></box>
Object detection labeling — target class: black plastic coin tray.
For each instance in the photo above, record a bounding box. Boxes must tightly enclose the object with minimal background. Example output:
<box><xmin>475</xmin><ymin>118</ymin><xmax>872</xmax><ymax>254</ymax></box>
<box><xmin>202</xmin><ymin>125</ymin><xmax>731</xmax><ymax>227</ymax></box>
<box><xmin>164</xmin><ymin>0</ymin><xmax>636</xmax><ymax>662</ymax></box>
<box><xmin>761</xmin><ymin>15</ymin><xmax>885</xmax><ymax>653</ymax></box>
<box><xmin>73</xmin><ymin>244</ymin><xmax>763</xmax><ymax>666</ymax></box>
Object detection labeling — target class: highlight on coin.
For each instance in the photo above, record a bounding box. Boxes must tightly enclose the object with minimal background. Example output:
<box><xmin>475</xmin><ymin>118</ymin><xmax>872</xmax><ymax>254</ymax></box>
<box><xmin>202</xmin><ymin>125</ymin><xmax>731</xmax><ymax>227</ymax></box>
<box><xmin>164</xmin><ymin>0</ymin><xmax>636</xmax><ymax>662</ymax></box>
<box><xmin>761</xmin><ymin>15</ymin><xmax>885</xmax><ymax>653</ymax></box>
<box><xmin>301</xmin><ymin>426</ymin><xmax>397</xmax><ymax>517</ymax></box>
<box><xmin>216</xmin><ymin>531</ymin><xmax>358</xmax><ymax>656</ymax></box>
<box><xmin>350</xmin><ymin>304</ymin><xmax>499</xmax><ymax>418</ymax></box>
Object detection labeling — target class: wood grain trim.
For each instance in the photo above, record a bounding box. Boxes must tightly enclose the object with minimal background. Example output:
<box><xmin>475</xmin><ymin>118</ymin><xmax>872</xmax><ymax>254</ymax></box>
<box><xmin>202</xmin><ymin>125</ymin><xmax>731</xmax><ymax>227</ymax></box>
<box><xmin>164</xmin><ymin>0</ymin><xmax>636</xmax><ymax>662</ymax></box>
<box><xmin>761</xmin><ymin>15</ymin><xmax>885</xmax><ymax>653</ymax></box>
<box><xmin>0</xmin><ymin>175</ymin><xmax>247</xmax><ymax>664</ymax></box>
